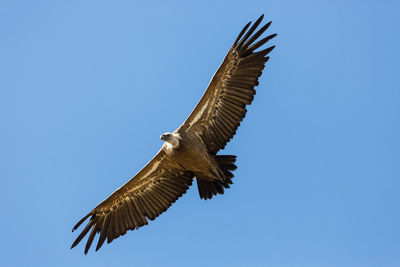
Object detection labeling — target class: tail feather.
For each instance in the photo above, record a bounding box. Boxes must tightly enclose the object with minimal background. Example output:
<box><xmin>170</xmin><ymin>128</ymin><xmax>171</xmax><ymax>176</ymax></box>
<box><xmin>197</xmin><ymin>155</ymin><xmax>237</xmax><ymax>200</ymax></box>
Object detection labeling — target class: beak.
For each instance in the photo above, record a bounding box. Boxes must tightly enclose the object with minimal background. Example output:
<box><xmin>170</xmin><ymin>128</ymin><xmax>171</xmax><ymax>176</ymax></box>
<box><xmin>160</xmin><ymin>134</ymin><xmax>166</xmax><ymax>141</ymax></box>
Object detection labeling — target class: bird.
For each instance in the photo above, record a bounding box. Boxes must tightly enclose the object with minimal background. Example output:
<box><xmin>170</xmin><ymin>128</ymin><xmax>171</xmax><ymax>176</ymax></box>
<box><xmin>71</xmin><ymin>14</ymin><xmax>276</xmax><ymax>254</ymax></box>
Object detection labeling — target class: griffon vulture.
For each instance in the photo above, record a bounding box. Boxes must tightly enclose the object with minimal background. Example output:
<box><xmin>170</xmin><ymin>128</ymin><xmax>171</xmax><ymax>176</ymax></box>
<box><xmin>72</xmin><ymin>14</ymin><xmax>276</xmax><ymax>254</ymax></box>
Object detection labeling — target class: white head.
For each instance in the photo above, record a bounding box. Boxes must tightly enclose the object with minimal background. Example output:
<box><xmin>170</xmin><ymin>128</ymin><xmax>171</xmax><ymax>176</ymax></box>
<box><xmin>160</xmin><ymin>132</ymin><xmax>181</xmax><ymax>148</ymax></box>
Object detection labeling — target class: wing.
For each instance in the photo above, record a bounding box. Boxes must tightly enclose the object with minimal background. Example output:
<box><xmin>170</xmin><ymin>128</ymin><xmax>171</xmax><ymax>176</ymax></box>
<box><xmin>177</xmin><ymin>15</ymin><xmax>276</xmax><ymax>154</ymax></box>
<box><xmin>71</xmin><ymin>149</ymin><xmax>194</xmax><ymax>254</ymax></box>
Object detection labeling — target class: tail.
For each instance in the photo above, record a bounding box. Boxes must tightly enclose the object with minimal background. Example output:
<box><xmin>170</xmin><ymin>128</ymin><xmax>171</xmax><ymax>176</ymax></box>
<box><xmin>197</xmin><ymin>155</ymin><xmax>237</xmax><ymax>200</ymax></box>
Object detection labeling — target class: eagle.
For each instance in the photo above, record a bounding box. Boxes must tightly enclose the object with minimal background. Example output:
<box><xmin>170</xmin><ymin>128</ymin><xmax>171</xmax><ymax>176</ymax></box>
<box><xmin>71</xmin><ymin>14</ymin><xmax>276</xmax><ymax>254</ymax></box>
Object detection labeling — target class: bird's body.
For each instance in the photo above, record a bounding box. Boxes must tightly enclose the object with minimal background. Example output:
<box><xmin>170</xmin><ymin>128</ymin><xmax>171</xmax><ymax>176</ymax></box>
<box><xmin>162</xmin><ymin>131</ymin><xmax>224</xmax><ymax>183</ymax></box>
<box><xmin>72</xmin><ymin>14</ymin><xmax>276</xmax><ymax>254</ymax></box>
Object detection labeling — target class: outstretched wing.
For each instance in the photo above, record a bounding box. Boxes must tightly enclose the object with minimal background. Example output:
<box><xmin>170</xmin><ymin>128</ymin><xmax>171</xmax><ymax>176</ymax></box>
<box><xmin>177</xmin><ymin>15</ymin><xmax>276</xmax><ymax>154</ymax></box>
<box><xmin>71</xmin><ymin>149</ymin><xmax>194</xmax><ymax>254</ymax></box>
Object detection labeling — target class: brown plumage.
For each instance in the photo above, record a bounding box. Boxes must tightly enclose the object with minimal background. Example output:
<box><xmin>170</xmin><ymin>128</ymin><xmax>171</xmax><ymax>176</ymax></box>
<box><xmin>71</xmin><ymin>14</ymin><xmax>276</xmax><ymax>254</ymax></box>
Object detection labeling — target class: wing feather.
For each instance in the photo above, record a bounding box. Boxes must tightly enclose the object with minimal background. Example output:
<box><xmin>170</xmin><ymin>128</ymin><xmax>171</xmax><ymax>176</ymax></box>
<box><xmin>178</xmin><ymin>14</ymin><xmax>276</xmax><ymax>154</ymax></box>
<box><xmin>71</xmin><ymin>150</ymin><xmax>194</xmax><ymax>254</ymax></box>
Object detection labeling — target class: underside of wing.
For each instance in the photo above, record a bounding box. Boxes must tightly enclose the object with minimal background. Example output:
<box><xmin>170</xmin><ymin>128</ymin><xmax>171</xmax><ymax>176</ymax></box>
<box><xmin>71</xmin><ymin>150</ymin><xmax>194</xmax><ymax>254</ymax></box>
<box><xmin>178</xmin><ymin>14</ymin><xmax>276</xmax><ymax>154</ymax></box>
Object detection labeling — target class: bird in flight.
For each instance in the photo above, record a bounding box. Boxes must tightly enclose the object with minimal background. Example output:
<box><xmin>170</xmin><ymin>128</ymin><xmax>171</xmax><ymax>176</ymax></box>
<box><xmin>71</xmin><ymin>14</ymin><xmax>276</xmax><ymax>254</ymax></box>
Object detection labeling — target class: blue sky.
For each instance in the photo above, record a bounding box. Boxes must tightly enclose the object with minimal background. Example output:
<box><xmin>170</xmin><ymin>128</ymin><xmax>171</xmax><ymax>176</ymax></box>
<box><xmin>1</xmin><ymin>1</ymin><xmax>399</xmax><ymax>266</ymax></box>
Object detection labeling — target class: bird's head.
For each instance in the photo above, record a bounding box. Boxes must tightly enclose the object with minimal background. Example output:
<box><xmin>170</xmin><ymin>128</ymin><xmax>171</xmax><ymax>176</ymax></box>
<box><xmin>160</xmin><ymin>132</ymin><xmax>180</xmax><ymax>148</ymax></box>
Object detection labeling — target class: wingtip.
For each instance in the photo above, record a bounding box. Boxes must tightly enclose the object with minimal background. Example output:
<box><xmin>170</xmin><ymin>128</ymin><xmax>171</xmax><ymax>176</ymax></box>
<box><xmin>95</xmin><ymin>242</ymin><xmax>104</xmax><ymax>252</ymax></box>
<box><xmin>71</xmin><ymin>240</ymin><xmax>78</xmax><ymax>249</ymax></box>
<box><xmin>255</xmin><ymin>14</ymin><xmax>265</xmax><ymax>26</ymax></box>
<box><xmin>72</xmin><ymin>213</ymin><xmax>91</xmax><ymax>232</ymax></box>
<box><xmin>233</xmin><ymin>21</ymin><xmax>252</xmax><ymax>46</ymax></box>
<box><xmin>267</xmin><ymin>45</ymin><xmax>276</xmax><ymax>55</ymax></box>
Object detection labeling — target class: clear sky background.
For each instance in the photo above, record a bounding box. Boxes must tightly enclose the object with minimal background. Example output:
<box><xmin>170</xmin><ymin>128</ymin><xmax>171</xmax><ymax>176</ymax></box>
<box><xmin>1</xmin><ymin>1</ymin><xmax>399</xmax><ymax>266</ymax></box>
